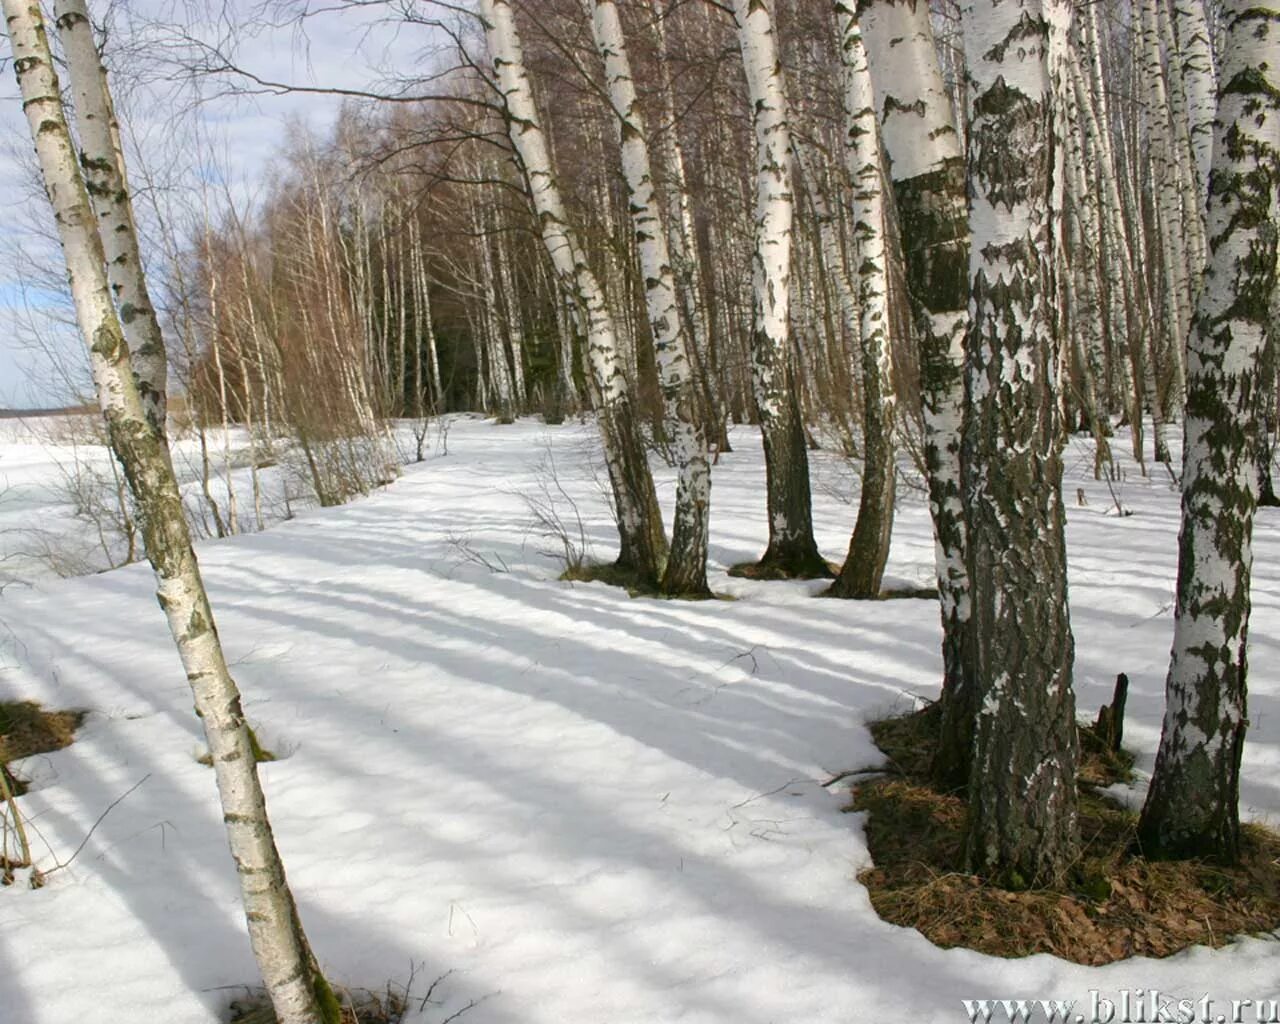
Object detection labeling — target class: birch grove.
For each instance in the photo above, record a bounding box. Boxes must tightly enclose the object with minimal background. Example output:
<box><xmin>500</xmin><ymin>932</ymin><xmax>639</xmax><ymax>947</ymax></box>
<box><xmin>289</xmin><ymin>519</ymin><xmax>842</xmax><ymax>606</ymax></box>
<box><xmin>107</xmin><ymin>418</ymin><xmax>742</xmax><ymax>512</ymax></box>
<box><xmin>5</xmin><ymin>0</ymin><xmax>1278</xmax><ymax>931</ymax></box>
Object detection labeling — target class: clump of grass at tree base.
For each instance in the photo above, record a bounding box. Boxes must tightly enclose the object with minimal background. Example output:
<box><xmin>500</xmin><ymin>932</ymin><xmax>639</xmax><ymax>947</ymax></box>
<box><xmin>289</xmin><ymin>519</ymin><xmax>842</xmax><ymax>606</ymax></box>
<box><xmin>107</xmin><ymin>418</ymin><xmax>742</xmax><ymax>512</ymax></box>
<box><xmin>849</xmin><ymin>705</ymin><xmax>1280</xmax><ymax>965</ymax></box>
<box><xmin>228</xmin><ymin>982</ymin><xmax>406</xmax><ymax>1024</ymax></box>
<box><xmin>726</xmin><ymin>558</ymin><xmax>840</xmax><ymax>582</ymax></box>
<box><xmin>560</xmin><ymin>560</ymin><xmax>733</xmax><ymax>601</ymax></box>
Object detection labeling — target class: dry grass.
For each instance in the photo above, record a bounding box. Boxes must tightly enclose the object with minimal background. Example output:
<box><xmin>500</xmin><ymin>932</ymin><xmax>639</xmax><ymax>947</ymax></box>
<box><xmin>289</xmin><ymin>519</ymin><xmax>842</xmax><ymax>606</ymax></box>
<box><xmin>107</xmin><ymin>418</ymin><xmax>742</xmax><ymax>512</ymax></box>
<box><xmin>561</xmin><ymin>561</ymin><xmax>730</xmax><ymax>601</ymax></box>
<box><xmin>726</xmin><ymin>559</ymin><xmax>839</xmax><ymax>581</ymax></box>
<box><xmin>850</xmin><ymin>708</ymin><xmax>1280</xmax><ymax>964</ymax></box>
<box><xmin>0</xmin><ymin>700</ymin><xmax>86</xmax><ymax>796</ymax></box>
<box><xmin>229</xmin><ymin>985</ymin><xmax>407</xmax><ymax>1024</ymax></box>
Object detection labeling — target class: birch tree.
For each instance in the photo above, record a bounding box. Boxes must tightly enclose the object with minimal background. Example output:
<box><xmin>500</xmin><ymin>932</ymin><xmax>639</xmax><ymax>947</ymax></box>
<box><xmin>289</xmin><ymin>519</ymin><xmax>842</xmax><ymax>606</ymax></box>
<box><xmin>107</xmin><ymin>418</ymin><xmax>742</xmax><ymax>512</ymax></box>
<box><xmin>1172</xmin><ymin>0</ymin><xmax>1217</xmax><ymax>209</ymax></box>
<box><xmin>827</xmin><ymin>3</ymin><xmax>897</xmax><ymax>600</ymax></box>
<box><xmin>583</xmin><ymin>0</ymin><xmax>712</xmax><ymax>596</ymax></box>
<box><xmin>54</xmin><ymin>0</ymin><xmax>168</xmax><ymax>434</ymax></box>
<box><xmin>731</xmin><ymin>0</ymin><xmax>829</xmax><ymax>579</ymax></box>
<box><xmin>479</xmin><ymin>0</ymin><xmax>668</xmax><ymax>584</ymax></box>
<box><xmin>3</xmin><ymin>3</ymin><xmax>338</xmax><ymax>1020</ymax></box>
<box><xmin>961</xmin><ymin>0</ymin><xmax>1080</xmax><ymax>885</ymax></box>
<box><xmin>1138</xmin><ymin>0</ymin><xmax>1280</xmax><ymax>864</ymax></box>
<box><xmin>856</xmin><ymin>0</ymin><xmax>974</xmax><ymax>786</ymax></box>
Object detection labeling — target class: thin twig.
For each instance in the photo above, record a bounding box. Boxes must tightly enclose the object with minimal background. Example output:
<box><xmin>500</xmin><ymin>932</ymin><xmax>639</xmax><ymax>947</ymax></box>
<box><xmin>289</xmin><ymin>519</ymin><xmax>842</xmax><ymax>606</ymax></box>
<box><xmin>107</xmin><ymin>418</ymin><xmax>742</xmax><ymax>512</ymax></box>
<box><xmin>439</xmin><ymin>994</ymin><xmax>495</xmax><ymax>1024</ymax></box>
<box><xmin>418</xmin><ymin>969</ymin><xmax>457</xmax><ymax>1012</ymax></box>
<box><xmin>45</xmin><ymin>773</ymin><xmax>151</xmax><ymax>875</ymax></box>
<box><xmin>821</xmin><ymin>767</ymin><xmax>891</xmax><ymax>788</ymax></box>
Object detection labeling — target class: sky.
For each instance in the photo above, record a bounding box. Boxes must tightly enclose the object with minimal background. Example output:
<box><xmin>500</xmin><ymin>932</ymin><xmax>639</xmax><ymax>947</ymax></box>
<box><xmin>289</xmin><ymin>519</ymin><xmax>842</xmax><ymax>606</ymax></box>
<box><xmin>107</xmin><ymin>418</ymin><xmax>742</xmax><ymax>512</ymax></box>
<box><xmin>0</xmin><ymin>0</ymin><xmax>443</xmax><ymax>408</ymax></box>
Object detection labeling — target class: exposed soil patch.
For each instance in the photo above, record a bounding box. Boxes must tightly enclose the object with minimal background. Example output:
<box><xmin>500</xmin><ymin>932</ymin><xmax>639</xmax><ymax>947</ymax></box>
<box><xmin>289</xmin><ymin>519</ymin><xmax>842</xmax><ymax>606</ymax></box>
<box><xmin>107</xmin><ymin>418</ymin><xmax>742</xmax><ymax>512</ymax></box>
<box><xmin>1</xmin><ymin>700</ymin><xmax>86</xmax><ymax>796</ymax></box>
<box><xmin>849</xmin><ymin>706</ymin><xmax>1280</xmax><ymax>964</ymax></box>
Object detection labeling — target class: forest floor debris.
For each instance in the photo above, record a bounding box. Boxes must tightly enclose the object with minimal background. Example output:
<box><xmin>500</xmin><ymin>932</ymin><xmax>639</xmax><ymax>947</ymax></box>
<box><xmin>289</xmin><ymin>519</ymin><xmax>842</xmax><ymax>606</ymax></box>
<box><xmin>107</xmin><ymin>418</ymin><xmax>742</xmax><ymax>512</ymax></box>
<box><xmin>851</xmin><ymin>708</ymin><xmax>1280</xmax><ymax>965</ymax></box>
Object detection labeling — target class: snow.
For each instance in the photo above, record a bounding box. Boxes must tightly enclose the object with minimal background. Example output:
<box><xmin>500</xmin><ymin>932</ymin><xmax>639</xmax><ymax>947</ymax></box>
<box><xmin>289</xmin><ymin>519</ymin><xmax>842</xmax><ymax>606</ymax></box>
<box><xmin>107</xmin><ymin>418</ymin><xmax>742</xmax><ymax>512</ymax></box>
<box><xmin>1</xmin><ymin>415</ymin><xmax>1279</xmax><ymax>1023</ymax></box>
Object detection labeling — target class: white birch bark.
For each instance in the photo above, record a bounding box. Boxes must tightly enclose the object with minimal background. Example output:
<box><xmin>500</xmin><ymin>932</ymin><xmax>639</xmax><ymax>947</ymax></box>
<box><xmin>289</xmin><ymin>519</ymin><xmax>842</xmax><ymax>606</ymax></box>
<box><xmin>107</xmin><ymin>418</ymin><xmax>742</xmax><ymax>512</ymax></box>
<box><xmin>829</xmin><ymin>3</ymin><xmax>896</xmax><ymax>599</ymax></box>
<box><xmin>794</xmin><ymin>146</ymin><xmax>860</xmax><ymax>353</ymax></box>
<box><xmin>1139</xmin><ymin>0</ymin><xmax>1280</xmax><ymax>863</ymax></box>
<box><xmin>730</xmin><ymin>0</ymin><xmax>827</xmax><ymax>577</ymax></box>
<box><xmin>1140</xmin><ymin>0</ymin><xmax>1192</xmax><ymax>408</ymax></box>
<box><xmin>53</xmin><ymin>0</ymin><xmax>167</xmax><ymax>434</ymax></box>
<box><xmin>474</xmin><ymin>193</ymin><xmax>516</xmax><ymax>421</ymax></box>
<box><xmin>648</xmin><ymin>0</ymin><xmax>726</xmax><ymax>452</ymax></box>
<box><xmin>3</xmin><ymin>3</ymin><xmax>335</xmax><ymax>1020</ymax></box>
<box><xmin>1053</xmin><ymin>13</ymin><xmax>1111</xmax><ymax>451</ymax></box>
<box><xmin>858</xmin><ymin>0</ymin><xmax>974</xmax><ymax>782</ymax></box>
<box><xmin>1157</xmin><ymin>0</ymin><xmax>1210</xmax><ymax>277</ymax></box>
<box><xmin>495</xmin><ymin>220</ymin><xmax>528</xmax><ymax>408</ymax></box>
<box><xmin>1172</xmin><ymin>0</ymin><xmax>1217</xmax><ymax>208</ymax></box>
<box><xmin>584</xmin><ymin>0</ymin><xmax>712</xmax><ymax>594</ymax></box>
<box><xmin>961</xmin><ymin>0</ymin><xmax>1080</xmax><ymax>885</ymax></box>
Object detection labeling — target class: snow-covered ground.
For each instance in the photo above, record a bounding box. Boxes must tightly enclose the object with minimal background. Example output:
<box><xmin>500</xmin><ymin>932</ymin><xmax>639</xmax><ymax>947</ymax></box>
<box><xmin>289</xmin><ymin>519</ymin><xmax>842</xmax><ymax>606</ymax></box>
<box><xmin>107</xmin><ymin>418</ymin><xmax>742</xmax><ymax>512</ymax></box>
<box><xmin>0</xmin><ymin>416</ymin><xmax>1277</xmax><ymax>1023</ymax></box>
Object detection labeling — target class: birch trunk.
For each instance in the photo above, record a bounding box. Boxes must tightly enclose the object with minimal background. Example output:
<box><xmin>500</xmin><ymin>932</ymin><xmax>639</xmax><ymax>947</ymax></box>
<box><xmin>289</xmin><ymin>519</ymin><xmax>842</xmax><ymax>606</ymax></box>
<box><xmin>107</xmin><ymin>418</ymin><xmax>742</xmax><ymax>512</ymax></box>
<box><xmin>858</xmin><ymin>0</ymin><xmax>975</xmax><ymax>787</ymax></box>
<box><xmin>495</xmin><ymin>220</ymin><xmax>528</xmax><ymax>409</ymax></box>
<box><xmin>3</xmin><ymin>3</ymin><xmax>336</xmax><ymax>1020</ymax></box>
<box><xmin>1259</xmin><ymin>276</ymin><xmax>1280</xmax><ymax>507</ymax></box>
<box><xmin>730</xmin><ymin>0</ymin><xmax>828</xmax><ymax>579</ymax></box>
<box><xmin>648</xmin><ymin>0</ymin><xmax>730</xmax><ymax>454</ymax></box>
<box><xmin>1172</xmin><ymin>0</ymin><xmax>1217</xmax><ymax>209</ymax></box>
<box><xmin>585</xmin><ymin>0</ymin><xmax>712</xmax><ymax>596</ymax></box>
<box><xmin>480</xmin><ymin>0</ymin><xmax>667</xmax><ymax>584</ymax></box>
<box><xmin>1140</xmin><ymin>0</ymin><xmax>1192</xmax><ymax>414</ymax></box>
<box><xmin>1138</xmin><ymin>0</ymin><xmax>1280</xmax><ymax>863</ymax></box>
<box><xmin>1158</xmin><ymin>0</ymin><xmax>1210</xmax><ymax>297</ymax></box>
<box><xmin>1054</xmin><ymin>15</ymin><xmax>1112</xmax><ymax>468</ymax></box>
<box><xmin>53</xmin><ymin>0</ymin><xmax>167</xmax><ymax>435</ymax></box>
<box><xmin>961</xmin><ymin>0</ymin><xmax>1080</xmax><ymax>886</ymax></box>
<box><xmin>828</xmin><ymin>3</ymin><xmax>896</xmax><ymax>600</ymax></box>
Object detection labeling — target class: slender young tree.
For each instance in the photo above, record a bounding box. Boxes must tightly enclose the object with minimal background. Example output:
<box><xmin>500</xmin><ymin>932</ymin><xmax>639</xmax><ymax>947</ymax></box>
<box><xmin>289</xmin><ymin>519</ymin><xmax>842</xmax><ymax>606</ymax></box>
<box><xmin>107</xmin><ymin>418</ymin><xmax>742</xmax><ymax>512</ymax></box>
<box><xmin>730</xmin><ymin>0</ymin><xmax>829</xmax><ymax>579</ymax></box>
<box><xmin>1138</xmin><ymin>0</ymin><xmax>1280</xmax><ymax>864</ymax></box>
<box><xmin>4</xmin><ymin>3</ymin><xmax>338</xmax><ymax>1021</ymax></box>
<box><xmin>856</xmin><ymin>0</ymin><xmax>974</xmax><ymax>786</ymax></box>
<box><xmin>648</xmin><ymin>0</ymin><xmax>729</xmax><ymax>455</ymax></box>
<box><xmin>582</xmin><ymin>0</ymin><xmax>712</xmax><ymax>596</ymax></box>
<box><xmin>54</xmin><ymin>0</ymin><xmax>168</xmax><ymax>434</ymax></box>
<box><xmin>961</xmin><ymin>0</ymin><xmax>1080</xmax><ymax>886</ymax></box>
<box><xmin>479</xmin><ymin>0</ymin><xmax>668</xmax><ymax>584</ymax></box>
<box><xmin>828</xmin><ymin>3</ymin><xmax>897</xmax><ymax>600</ymax></box>
<box><xmin>1171</xmin><ymin>0</ymin><xmax>1216</xmax><ymax>210</ymax></box>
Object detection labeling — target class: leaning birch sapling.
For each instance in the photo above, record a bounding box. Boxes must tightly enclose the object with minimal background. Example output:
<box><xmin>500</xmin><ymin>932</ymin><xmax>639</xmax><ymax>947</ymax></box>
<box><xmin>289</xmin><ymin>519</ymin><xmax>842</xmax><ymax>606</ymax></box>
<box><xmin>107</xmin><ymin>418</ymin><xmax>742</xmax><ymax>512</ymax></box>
<box><xmin>3</xmin><ymin>3</ymin><xmax>338</xmax><ymax>1020</ymax></box>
